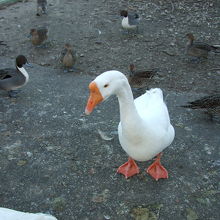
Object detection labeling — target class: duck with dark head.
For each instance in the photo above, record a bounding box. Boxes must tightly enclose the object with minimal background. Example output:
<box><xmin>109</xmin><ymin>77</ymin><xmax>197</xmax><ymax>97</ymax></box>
<box><xmin>0</xmin><ymin>55</ymin><xmax>30</xmax><ymax>97</ymax></box>
<box><xmin>120</xmin><ymin>10</ymin><xmax>140</xmax><ymax>33</ymax></box>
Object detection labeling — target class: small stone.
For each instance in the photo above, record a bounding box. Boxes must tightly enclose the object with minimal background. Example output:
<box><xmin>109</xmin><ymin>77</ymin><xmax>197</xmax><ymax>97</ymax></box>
<box><xmin>95</xmin><ymin>41</ymin><xmax>102</xmax><ymax>44</ymax></box>
<box><xmin>186</xmin><ymin>208</ymin><xmax>198</xmax><ymax>220</ymax></box>
<box><xmin>46</xmin><ymin>146</ymin><xmax>54</xmax><ymax>151</ymax></box>
<box><xmin>175</xmin><ymin>122</ymin><xmax>184</xmax><ymax>128</ymax></box>
<box><xmin>92</xmin><ymin>189</ymin><xmax>109</xmax><ymax>203</ymax></box>
<box><xmin>131</xmin><ymin>207</ymin><xmax>157</xmax><ymax>220</ymax></box>
<box><xmin>184</xmin><ymin>126</ymin><xmax>192</xmax><ymax>131</ymax></box>
<box><xmin>52</xmin><ymin>197</ymin><xmax>66</xmax><ymax>212</ymax></box>
<box><xmin>17</xmin><ymin>160</ymin><xmax>27</xmax><ymax>166</ymax></box>
<box><xmin>8</xmin><ymin>155</ymin><xmax>16</xmax><ymax>161</ymax></box>
<box><xmin>26</xmin><ymin>152</ymin><xmax>33</xmax><ymax>157</ymax></box>
<box><xmin>104</xmin><ymin>215</ymin><xmax>111</xmax><ymax>219</ymax></box>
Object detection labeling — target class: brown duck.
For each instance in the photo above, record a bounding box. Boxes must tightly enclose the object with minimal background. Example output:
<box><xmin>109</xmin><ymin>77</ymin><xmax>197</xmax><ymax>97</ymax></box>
<box><xmin>30</xmin><ymin>27</ymin><xmax>48</xmax><ymax>46</ymax></box>
<box><xmin>126</xmin><ymin>64</ymin><xmax>157</xmax><ymax>88</ymax></box>
<box><xmin>186</xmin><ymin>33</ymin><xmax>220</xmax><ymax>60</ymax></box>
<box><xmin>182</xmin><ymin>94</ymin><xmax>220</xmax><ymax>119</ymax></box>
<box><xmin>61</xmin><ymin>43</ymin><xmax>77</xmax><ymax>70</ymax></box>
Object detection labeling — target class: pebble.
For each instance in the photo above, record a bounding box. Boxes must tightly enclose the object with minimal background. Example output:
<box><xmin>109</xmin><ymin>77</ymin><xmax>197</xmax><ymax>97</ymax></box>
<box><xmin>26</xmin><ymin>152</ymin><xmax>33</xmax><ymax>157</ymax></box>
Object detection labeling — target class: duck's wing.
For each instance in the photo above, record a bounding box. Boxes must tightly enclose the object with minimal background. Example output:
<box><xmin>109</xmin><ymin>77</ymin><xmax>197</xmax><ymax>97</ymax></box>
<box><xmin>193</xmin><ymin>41</ymin><xmax>215</xmax><ymax>51</ymax></box>
<box><xmin>134</xmin><ymin>69</ymin><xmax>157</xmax><ymax>78</ymax></box>
<box><xmin>0</xmin><ymin>68</ymin><xmax>15</xmax><ymax>80</ymax></box>
<box><xmin>71</xmin><ymin>49</ymin><xmax>78</xmax><ymax>61</ymax></box>
<box><xmin>38</xmin><ymin>28</ymin><xmax>48</xmax><ymax>39</ymax></box>
<box><xmin>128</xmin><ymin>13</ymin><xmax>140</xmax><ymax>25</ymax></box>
<box><xmin>182</xmin><ymin>95</ymin><xmax>220</xmax><ymax>109</ymax></box>
<box><xmin>60</xmin><ymin>48</ymin><xmax>68</xmax><ymax>63</ymax></box>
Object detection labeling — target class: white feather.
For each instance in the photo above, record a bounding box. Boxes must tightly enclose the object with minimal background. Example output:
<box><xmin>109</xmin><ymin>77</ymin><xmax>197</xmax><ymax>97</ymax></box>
<box><xmin>121</xmin><ymin>17</ymin><xmax>136</xmax><ymax>29</ymax></box>
<box><xmin>0</xmin><ymin>207</ymin><xmax>57</xmax><ymax>220</ymax></box>
<box><xmin>94</xmin><ymin>70</ymin><xmax>175</xmax><ymax>162</ymax></box>
<box><xmin>17</xmin><ymin>66</ymin><xmax>29</xmax><ymax>85</ymax></box>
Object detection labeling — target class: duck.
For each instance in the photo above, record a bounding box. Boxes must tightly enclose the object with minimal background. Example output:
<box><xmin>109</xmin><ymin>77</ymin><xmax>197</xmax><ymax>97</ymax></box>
<box><xmin>127</xmin><ymin>64</ymin><xmax>157</xmax><ymax>88</ymax></box>
<box><xmin>0</xmin><ymin>55</ymin><xmax>29</xmax><ymax>97</ymax></box>
<box><xmin>36</xmin><ymin>0</ymin><xmax>47</xmax><ymax>16</ymax></box>
<box><xmin>85</xmin><ymin>70</ymin><xmax>175</xmax><ymax>180</ymax></box>
<box><xmin>60</xmin><ymin>43</ymin><xmax>77</xmax><ymax>71</ymax></box>
<box><xmin>30</xmin><ymin>27</ymin><xmax>48</xmax><ymax>47</ymax></box>
<box><xmin>181</xmin><ymin>94</ymin><xmax>220</xmax><ymax>119</ymax></box>
<box><xmin>186</xmin><ymin>33</ymin><xmax>220</xmax><ymax>60</ymax></box>
<box><xmin>120</xmin><ymin>10</ymin><xmax>140</xmax><ymax>32</ymax></box>
<box><xmin>0</xmin><ymin>207</ymin><xmax>57</xmax><ymax>220</ymax></box>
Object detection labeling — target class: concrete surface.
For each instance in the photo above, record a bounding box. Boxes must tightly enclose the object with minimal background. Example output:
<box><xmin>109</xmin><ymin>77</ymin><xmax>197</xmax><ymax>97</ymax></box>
<box><xmin>0</xmin><ymin>57</ymin><xmax>220</xmax><ymax>220</ymax></box>
<box><xmin>0</xmin><ymin>0</ymin><xmax>220</xmax><ymax>220</ymax></box>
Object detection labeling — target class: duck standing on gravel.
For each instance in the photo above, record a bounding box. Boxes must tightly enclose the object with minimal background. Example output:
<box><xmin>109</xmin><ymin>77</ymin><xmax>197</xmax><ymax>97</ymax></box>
<box><xmin>85</xmin><ymin>70</ymin><xmax>175</xmax><ymax>180</ymax></box>
<box><xmin>181</xmin><ymin>94</ymin><xmax>220</xmax><ymax>120</ymax></box>
<box><xmin>0</xmin><ymin>55</ymin><xmax>30</xmax><ymax>97</ymax></box>
<box><xmin>120</xmin><ymin>10</ymin><xmax>140</xmax><ymax>33</ymax></box>
<box><xmin>30</xmin><ymin>27</ymin><xmax>49</xmax><ymax>47</ymax></box>
<box><xmin>36</xmin><ymin>0</ymin><xmax>47</xmax><ymax>16</ymax></box>
<box><xmin>127</xmin><ymin>64</ymin><xmax>157</xmax><ymax>88</ymax></box>
<box><xmin>60</xmin><ymin>43</ymin><xmax>77</xmax><ymax>72</ymax></box>
<box><xmin>186</xmin><ymin>33</ymin><xmax>220</xmax><ymax>61</ymax></box>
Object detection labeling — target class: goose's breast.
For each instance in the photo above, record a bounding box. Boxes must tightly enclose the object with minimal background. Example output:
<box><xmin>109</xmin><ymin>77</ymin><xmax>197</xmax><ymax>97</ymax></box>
<box><xmin>118</xmin><ymin>122</ymin><xmax>174</xmax><ymax>162</ymax></box>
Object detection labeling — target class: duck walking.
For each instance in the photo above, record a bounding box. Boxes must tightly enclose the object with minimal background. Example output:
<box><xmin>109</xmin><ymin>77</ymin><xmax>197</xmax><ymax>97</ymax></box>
<box><xmin>0</xmin><ymin>55</ymin><xmax>29</xmax><ymax>97</ymax></box>
<box><xmin>186</xmin><ymin>33</ymin><xmax>220</xmax><ymax>61</ymax></box>
<box><xmin>85</xmin><ymin>70</ymin><xmax>175</xmax><ymax>180</ymax></box>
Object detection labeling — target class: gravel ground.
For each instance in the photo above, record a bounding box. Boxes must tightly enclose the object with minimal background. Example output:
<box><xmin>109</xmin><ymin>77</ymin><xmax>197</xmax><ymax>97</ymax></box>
<box><xmin>0</xmin><ymin>0</ymin><xmax>220</xmax><ymax>220</ymax></box>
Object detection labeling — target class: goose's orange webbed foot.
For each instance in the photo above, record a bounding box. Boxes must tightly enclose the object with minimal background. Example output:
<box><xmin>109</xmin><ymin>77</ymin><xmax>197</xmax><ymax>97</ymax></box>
<box><xmin>117</xmin><ymin>157</ymin><xmax>140</xmax><ymax>178</ymax></box>
<box><xmin>146</xmin><ymin>153</ymin><xmax>168</xmax><ymax>181</ymax></box>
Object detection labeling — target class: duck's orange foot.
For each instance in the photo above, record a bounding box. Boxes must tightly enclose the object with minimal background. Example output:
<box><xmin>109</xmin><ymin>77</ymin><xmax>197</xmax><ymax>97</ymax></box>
<box><xmin>117</xmin><ymin>158</ymin><xmax>140</xmax><ymax>178</ymax></box>
<box><xmin>146</xmin><ymin>153</ymin><xmax>168</xmax><ymax>181</ymax></box>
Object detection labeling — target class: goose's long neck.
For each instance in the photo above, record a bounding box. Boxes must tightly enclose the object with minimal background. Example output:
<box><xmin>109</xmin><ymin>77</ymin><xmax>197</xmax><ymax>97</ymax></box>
<box><xmin>116</xmin><ymin>80</ymin><xmax>141</xmax><ymax>126</ymax></box>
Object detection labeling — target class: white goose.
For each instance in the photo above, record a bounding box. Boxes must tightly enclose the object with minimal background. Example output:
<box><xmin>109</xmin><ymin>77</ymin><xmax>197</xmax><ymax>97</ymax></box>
<box><xmin>85</xmin><ymin>70</ymin><xmax>175</xmax><ymax>180</ymax></box>
<box><xmin>0</xmin><ymin>207</ymin><xmax>57</xmax><ymax>220</ymax></box>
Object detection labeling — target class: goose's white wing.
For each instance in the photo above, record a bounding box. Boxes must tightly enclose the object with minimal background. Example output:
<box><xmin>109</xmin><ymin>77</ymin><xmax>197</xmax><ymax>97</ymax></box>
<box><xmin>0</xmin><ymin>207</ymin><xmax>57</xmax><ymax>220</ymax></box>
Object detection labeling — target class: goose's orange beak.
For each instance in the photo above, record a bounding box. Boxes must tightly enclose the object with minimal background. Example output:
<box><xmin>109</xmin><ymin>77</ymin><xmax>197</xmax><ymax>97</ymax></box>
<box><xmin>85</xmin><ymin>81</ymin><xmax>103</xmax><ymax>115</ymax></box>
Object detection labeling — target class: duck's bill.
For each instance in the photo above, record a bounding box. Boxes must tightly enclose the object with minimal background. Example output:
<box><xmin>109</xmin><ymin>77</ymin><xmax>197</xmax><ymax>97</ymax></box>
<box><xmin>85</xmin><ymin>82</ymin><xmax>103</xmax><ymax>115</ymax></box>
<box><xmin>25</xmin><ymin>62</ymin><xmax>33</xmax><ymax>68</ymax></box>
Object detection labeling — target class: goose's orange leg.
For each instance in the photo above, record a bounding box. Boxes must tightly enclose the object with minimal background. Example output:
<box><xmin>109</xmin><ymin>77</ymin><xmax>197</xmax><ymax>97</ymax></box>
<box><xmin>117</xmin><ymin>157</ymin><xmax>140</xmax><ymax>178</ymax></box>
<box><xmin>146</xmin><ymin>153</ymin><xmax>168</xmax><ymax>181</ymax></box>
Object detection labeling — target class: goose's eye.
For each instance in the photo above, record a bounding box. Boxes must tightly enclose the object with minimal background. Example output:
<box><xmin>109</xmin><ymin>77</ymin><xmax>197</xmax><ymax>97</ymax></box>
<box><xmin>104</xmin><ymin>84</ymin><xmax>109</xmax><ymax>88</ymax></box>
